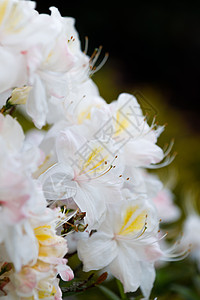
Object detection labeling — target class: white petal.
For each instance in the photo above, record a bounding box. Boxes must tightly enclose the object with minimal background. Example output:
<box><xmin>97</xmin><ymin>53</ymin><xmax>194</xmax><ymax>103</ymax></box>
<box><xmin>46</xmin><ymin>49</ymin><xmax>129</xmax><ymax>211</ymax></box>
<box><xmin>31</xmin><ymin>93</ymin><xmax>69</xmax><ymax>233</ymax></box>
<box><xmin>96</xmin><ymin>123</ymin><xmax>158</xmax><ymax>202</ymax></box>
<box><xmin>39</xmin><ymin>163</ymin><xmax>76</xmax><ymax>201</ymax></box>
<box><xmin>4</xmin><ymin>222</ymin><xmax>38</xmax><ymax>272</ymax></box>
<box><xmin>75</xmin><ymin>183</ymin><xmax>107</xmax><ymax>230</ymax></box>
<box><xmin>56</xmin><ymin>129</ymin><xmax>86</xmax><ymax>166</ymax></box>
<box><xmin>109</xmin><ymin>244</ymin><xmax>142</xmax><ymax>293</ymax></box>
<box><xmin>77</xmin><ymin>232</ymin><xmax>118</xmax><ymax>271</ymax></box>
<box><xmin>26</xmin><ymin>75</ymin><xmax>48</xmax><ymax>129</ymax></box>
<box><xmin>124</xmin><ymin>139</ymin><xmax>164</xmax><ymax>167</ymax></box>
<box><xmin>0</xmin><ymin>47</ymin><xmax>27</xmax><ymax>94</ymax></box>
<box><xmin>0</xmin><ymin>114</ymin><xmax>24</xmax><ymax>152</ymax></box>
<box><xmin>140</xmin><ymin>262</ymin><xmax>156</xmax><ymax>299</ymax></box>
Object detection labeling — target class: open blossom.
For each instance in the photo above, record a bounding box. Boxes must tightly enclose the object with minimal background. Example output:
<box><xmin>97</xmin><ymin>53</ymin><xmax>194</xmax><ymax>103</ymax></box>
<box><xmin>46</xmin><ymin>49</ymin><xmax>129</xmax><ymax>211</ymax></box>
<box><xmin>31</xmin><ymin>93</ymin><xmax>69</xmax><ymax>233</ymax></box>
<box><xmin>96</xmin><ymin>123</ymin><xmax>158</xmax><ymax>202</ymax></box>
<box><xmin>0</xmin><ymin>0</ymin><xmax>91</xmax><ymax>128</ymax></box>
<box><xmin>61</xmin><ymin>92</ymin><xmax>165</xmax><ymax>168</ymax></box>
<box><xmin>77</xmin><ymin>195</ymin><xmax>162</xmax><ymax>298</ymax></box>
<box><xmin>181</xmin><ymin>213</ymin><xmax>200</xmax><ymax>270</ymax></box>
<box><xmin>0</xmin><ymin>0</ymin><xmax>61</xmax><ymax>97</ymax></box>
<box><xmin>24</xmin><ymin>7</ymin><xmax>81</xmax><ymax>129</ymax></box>
<box><xmin>0</xmin><ymin>114</ymin><xmax>51</xmax><ymax>271</ymax></box>
<box><xmin>40</xmin><ymin>129</ymin><xmax>124</xmax><ymax>230</ymax></box>
<box><xmin>122</xmin><ymin>166</ymin><xmax>180</xmax><ymax>223</ymax></box>
<box><xmin>108</xmin><ymin>93</ymin><xmax>164</xmax><ymax>167</ymax></box>
<box><xmin>152</xmin><ymin>187</ymin><xmax>181</xmax><ymax>223</ymax></box>
<box><xmin>0</xmin><ymin>210</ymin><xmax>73</xmax><ymax>299</ymax></box>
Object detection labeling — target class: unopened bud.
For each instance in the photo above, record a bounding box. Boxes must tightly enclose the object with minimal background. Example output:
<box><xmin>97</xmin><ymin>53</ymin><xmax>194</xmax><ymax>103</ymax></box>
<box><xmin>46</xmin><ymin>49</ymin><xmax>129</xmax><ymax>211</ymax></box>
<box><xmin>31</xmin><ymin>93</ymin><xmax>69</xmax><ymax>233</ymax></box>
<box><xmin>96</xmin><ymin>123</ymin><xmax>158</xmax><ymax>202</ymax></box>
<box><xmin>9</xmin><ymin>86</ymin><xmax>32</xmax><ymax>105</ymax></box>
<box><xmin>77</xmin><ymin>224</ymin><xmax>87</xmax><ymax>232</ymax></box>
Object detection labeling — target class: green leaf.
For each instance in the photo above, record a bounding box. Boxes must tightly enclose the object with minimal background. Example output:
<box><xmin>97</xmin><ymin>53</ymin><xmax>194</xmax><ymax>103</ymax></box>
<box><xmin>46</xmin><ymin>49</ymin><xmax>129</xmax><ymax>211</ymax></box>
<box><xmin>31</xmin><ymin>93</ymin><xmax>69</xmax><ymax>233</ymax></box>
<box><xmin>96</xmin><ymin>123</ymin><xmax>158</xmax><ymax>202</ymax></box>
<box><xmin>116</xmin><ymin>279</ymin><xmax>129</xmax><ymax>300</ymax></box>
<box><xmin>97</xmin><ymin>285</ymin><xmax>121</xmax><ymax>300</ymax></box>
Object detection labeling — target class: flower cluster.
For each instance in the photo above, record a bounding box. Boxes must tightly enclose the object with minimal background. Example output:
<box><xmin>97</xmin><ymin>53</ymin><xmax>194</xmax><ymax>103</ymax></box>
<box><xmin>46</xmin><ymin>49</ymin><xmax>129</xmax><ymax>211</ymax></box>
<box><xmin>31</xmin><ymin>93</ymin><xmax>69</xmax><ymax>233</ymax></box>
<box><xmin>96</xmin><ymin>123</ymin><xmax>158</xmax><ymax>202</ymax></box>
<box><xmin>0</xmin><ymin>1</ymin><xmax>186</xmax><ymax>299</ymax></box>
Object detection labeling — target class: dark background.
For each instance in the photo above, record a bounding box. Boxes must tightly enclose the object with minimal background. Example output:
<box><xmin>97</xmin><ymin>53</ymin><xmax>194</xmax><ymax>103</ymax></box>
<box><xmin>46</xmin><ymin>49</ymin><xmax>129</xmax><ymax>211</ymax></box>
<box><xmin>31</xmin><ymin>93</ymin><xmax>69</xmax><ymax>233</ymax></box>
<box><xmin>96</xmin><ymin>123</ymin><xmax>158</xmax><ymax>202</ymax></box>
<box><xmin>36</xmin><ymin>0</ymin><xmax>200</xmax><ymax>131</ymax></box>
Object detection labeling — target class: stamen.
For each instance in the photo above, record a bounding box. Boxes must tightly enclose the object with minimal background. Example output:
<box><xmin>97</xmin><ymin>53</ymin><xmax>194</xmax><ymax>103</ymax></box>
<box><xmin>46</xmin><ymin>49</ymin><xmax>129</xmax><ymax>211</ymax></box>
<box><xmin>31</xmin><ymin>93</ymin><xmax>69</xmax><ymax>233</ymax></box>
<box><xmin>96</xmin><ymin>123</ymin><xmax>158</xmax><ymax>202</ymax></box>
<box><xmin>88</xmin><ymin>46</ymin><xmax>109</xmax><ymax>76</ymax></box>
<box><xmin>162</xmin><ymin>247</ymin><xmax>190</xmax><ymax>262</ymax></box>
<box><xmin>135</xmin><ymin>223</ymin><xmax>147</xmax><ymax>239</ymax></box>
<box><xmin>91</xmin><ymin>52</ymin><xmax>109</xmax><ymax>75</ymax></box>
<box><xmin>91</xmin><ymin>165</ymin><xmax>113</xmax><ymax>180</ymax></box>
<box><xmin>84</xmin><ymin>36</ymin><xmax>89</xmax><ymax>54</ymax></box>
<box><xmin>90</xmin><ymin>46</ymin><xmax>102</xmax><ymax>68</ymax></box>
<box><xmin>146</xmin><ymin>152</ymin><xmax>177</xmax><ymax>169</ymax></box>
<box><xmin>163</xmin><ymin>139</ymin><xmax>175</xmax><ymax>157</ymax></box>
<box><xmin>56</xmin><ymin>209</ymin><xmax>78</xmax><ymax>229</ymax></box>
<box><xmin>89</xmin><ymin>48</ymin><xmax>98</xmax><ymax>62</ymax></box>
<box><xmin>70</xmin><ymin>95</ymin><xmax>86</xmax><ymax>114</ymax></box>
<box><xmin>78</xmin><ymin>154</ymin><xmax>118</xmax><ymax>180</ymax></box>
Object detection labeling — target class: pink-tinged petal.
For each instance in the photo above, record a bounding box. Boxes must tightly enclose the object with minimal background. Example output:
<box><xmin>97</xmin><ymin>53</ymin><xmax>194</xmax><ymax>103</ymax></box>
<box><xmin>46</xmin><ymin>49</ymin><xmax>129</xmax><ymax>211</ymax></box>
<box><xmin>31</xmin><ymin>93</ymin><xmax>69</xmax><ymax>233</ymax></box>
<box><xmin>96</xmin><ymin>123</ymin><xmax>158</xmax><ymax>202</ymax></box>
<box><xmin>38</xmin><ymin>256</ymin><xmax>74</xmax><ymax>281</ymax></box>
<box><xmin>54</xmin><ymin>283</ymin><xmax>62</xmax><ymax>300</ymax></box>
<box><xmin>39</xmin><ymin>257</ymin><xmax>67</xmax><ymax>265</ymax></box>
<box><xmin>1</xmin><ymin>194</ymin><xmax>30</xmax><ymax>223</ymax></box>
<box><xmin>14</xmin><ymin>267</ymin><xmax>37</xmax><ymax>295</ymax></box>
<box><xmin>57</xmin><ymin>264</ymin><xmax>74</xmax><ymax>281</ymax></box>
<box><xmin>153</xmin><ymin>189</ymin><xmax>181</xmax><ymax>223</ymax></box>
<box><xmin>144</xmin><ymin>242</ymin><xmax>163</xmax><ymax>262</ymax></box>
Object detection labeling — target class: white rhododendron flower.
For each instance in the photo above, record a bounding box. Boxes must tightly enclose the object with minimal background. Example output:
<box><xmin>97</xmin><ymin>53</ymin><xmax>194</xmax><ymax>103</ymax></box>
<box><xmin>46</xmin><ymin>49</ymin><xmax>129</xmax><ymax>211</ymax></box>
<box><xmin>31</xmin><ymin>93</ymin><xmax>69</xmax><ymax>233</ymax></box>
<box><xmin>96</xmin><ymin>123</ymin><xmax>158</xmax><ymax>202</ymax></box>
<box><xmin>0</xmin><ymin>0</ymin><xmax>91</xmax><ymax>128</ymax></box>
<box><xmin>0</xmin><ymin>114</ymin><xmax>51</xmax><ymax>271</ymax></box>
<box><xmin>0</xmin><ymin>211</ymin><xmax>73</xmax><ymax>299</ymax></box>
<box><xmin>181</xmin><ymin>213</ymin><xmax>200</xmax><ymax>269</ymax></box>
<box><xmin>0</xmin><ymin>0</ymin><xmax>61</xmax><ymax>97</ymax></box>
<box><xmin>109</xmin><ymin>93</ymin><xmax>164</xmax><ymax>167</ymax></box>
<box><xmin>152</xmin><ymin>187</ymin><xmax>181</xmax><ymax>223</ymax></box>
<box><xmin>40</xmin><ymin>129</ymin><xmax>124</xmax><ymax>230</ymax></box>
<box><xmin>77</xmin><ymin>196</ymin><xmax>162</xmax><ymax>298</ymax></box>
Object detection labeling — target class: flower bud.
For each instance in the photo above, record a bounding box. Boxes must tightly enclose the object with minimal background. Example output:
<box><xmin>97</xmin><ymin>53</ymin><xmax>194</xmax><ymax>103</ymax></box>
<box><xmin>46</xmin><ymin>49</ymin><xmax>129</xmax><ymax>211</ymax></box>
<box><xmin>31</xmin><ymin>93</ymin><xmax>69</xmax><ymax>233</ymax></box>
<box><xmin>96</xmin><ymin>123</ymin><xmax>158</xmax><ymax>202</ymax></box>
<box><xmin>77</xmin><ymin>224</ymin><xmax>87</xmax><ymax>232</ymax></box>
<box><xmin>9</xmin><ymin>86</ymin><xmax>32</xmax><ymax>105</ymax></box>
